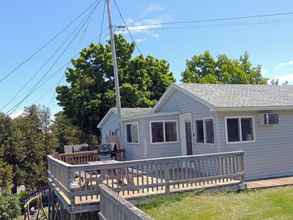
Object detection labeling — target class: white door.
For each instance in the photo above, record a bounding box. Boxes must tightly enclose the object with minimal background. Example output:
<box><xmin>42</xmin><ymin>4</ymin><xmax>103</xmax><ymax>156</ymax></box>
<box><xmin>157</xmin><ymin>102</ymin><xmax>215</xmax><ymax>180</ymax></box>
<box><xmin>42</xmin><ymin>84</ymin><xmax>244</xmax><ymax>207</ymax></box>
<box><xmin>179</xmin><ymin>113</ymin><xmax>193</xmax><ymax>155</ymax></box>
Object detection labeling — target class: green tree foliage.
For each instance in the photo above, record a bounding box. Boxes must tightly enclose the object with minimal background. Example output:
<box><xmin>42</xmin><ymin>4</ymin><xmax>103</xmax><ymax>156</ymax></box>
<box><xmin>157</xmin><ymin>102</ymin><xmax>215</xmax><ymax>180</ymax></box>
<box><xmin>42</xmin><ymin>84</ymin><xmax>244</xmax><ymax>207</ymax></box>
<box><xmin>56</xmin><ymin>35</ymin><xmax>175</xmax><ymax>138</ymax></box>
<box><xmin>13</xmin><ymin>105</ymin><xmax>56</xmax><ymax>192</ymax></box>
<box><xmin>51</xmin><ymin>112</ymin><xmax>85</xmax><ymax>153</ymax></box>
<box><xmin>0</xmin><ymin>105</ymin><xmax>57</xmax><ymax>193</ymax></box>
<box><xmin>182</xmin><ymin>51</ymin><xmax>267</xmax><ymax>84</ymax></box>
<box><xmin>0</xmin><ymin>193</ymin><xmax>21</xmax><ymax>220</ymax></box>
<box><xmin>0</xmin><ymin>161</ymin><xmax>12</xmax><ymax>192</ymax></box>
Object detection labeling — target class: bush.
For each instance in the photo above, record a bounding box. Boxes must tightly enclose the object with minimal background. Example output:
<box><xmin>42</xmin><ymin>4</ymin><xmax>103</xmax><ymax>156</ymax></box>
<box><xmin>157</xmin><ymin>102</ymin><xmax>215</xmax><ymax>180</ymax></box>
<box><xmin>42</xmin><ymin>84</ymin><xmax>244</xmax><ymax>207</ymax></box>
<box><xmin>0</xmin><ymin>193</ymin><xmax>21</xmax><ymax>220</ymax></box>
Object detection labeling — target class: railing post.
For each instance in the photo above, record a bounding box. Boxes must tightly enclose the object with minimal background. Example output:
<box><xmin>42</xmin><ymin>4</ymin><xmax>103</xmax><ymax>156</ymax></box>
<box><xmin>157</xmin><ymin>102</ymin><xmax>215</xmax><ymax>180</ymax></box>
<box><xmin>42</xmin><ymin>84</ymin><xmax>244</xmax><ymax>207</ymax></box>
<box><xmin>67</xmin><ymin>166</ymin><xmax>75</xmax><ymax>207</ymax></box>
<box><xmin>165</xmin><ymin>163</ymin><xmax>170</xmax><ymax>194</ymax></box>
<box><xmin>240</xmin><ymin>152</ymin><xmax>245</xmax><ymax>182</ymax></box>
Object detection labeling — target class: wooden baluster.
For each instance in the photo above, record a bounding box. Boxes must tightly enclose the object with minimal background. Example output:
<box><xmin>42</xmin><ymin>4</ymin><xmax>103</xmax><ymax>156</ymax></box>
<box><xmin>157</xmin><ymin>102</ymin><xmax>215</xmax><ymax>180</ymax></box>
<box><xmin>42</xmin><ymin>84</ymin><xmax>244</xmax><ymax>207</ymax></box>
<box><xmin>146</xmin><ymin>163</ymin><xmax>150</xmax><ymax>193</ymax></box>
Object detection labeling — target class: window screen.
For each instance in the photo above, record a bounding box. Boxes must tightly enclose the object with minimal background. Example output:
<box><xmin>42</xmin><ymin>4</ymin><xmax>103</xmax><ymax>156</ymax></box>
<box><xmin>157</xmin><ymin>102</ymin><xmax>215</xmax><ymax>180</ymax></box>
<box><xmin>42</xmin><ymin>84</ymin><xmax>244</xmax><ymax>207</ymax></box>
<box><xmin>151</xmin><ymin>122</ymin><xmax>164</xmax><ymax>143</ymax></box>
<box><xmin>165</xmin><ymin>121</ymin><xmax>177</xmax><ymax>142</ymax></box>
<box><xmin>205</xmin><ymin>119</ymin><xmax>214</xmax><ymax>143</ymax></box>
<box><xmin>126</xmin><ymin>123</ymin><xmax>139</xmax><ymax>143</ymax></box>
<box><xmin>196</xmin><ymin>120</ymin><xmax>204</xmax><ymax>143</ymax></box>
<box><xmin>227</xmin><ymin>118</ymin><xmax>240</xmax><ymax>142</ymax></box>
<box><xmin>241</xmin><ymin>118</ymin><xmax>254</xmax><ymax>141</ymax></box>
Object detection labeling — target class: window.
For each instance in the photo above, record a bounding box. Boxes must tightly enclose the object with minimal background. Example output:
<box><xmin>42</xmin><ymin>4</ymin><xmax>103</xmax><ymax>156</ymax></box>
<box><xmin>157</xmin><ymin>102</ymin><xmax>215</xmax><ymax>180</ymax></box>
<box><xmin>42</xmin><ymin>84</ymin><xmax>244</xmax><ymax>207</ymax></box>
<box><xmin>165</xmin><ymin>122</ymin><xmax>177</xmax><ymax>142</ymax></box>
<box><xmin>196</xmin><ymin>119</ymin><xmax>214</xmax><ymax>144</ymax></box>
<box><xmin>205</xmin><ymin>119</ymin><xmax>214</xmax><ymax>144</ymax></box>
<box><xmin>151</xmin><ymin>121</ymin><xmax>178</xmax><ymax>143</ymax></box>
<box><xmin>264</xmin><ymin>113</ymin><xmax>279</xmax><ymax>125</ymax></box>
<box><xmin>241</xmin><ymin>118</ymin><xmax>254</xmax><ymax>141</ymax></box>
<box><xmin>126</xmin><ymin>122</ymin><xmax>139</xmax><ymax>144</ymax></box>
<box><xmin>225</xmin><ymin>117</ymin><xmax>255</xmax><ymax>143</ymax></box>
<box><xmin>151</xmin><ymin>122</ymin><xmax>164</xmax><ymax>143</ymax></box>
<box><xmin>226</xmin><ymin>118</ymin><xmax>240</xmax><ymax>142</ymax></box>
<box><xmin>196</xmin><ymin>120</ymin><xmax>204</xmax><ymax>143</ymax></box>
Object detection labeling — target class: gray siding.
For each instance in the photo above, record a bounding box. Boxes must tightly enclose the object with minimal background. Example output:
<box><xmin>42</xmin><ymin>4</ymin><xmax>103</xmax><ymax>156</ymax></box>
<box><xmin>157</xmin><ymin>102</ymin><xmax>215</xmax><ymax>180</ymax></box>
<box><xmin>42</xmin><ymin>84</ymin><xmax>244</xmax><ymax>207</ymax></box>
<box><xmin>157</xmin><ymin>89</ymin><xmax>218</xmax><ymax>156</ymax></box>
<box><xmin>157</xmin><ymin>90</ymin><xmax>210</xmax><ymax>113</ymax></box>
<box><xmin>101</xmin><ymin>113</ymin><xmax>119</xmax><ymax>144</ymax></box>
<box><xmin>122</xmin><ymin>119</ymin><xmax>146</xmax><ymax>160</ymax></box>
<box><xmin>216</xmin><ymin>110</ymin><xmax>293</xmax><ymax>180</ymax></box>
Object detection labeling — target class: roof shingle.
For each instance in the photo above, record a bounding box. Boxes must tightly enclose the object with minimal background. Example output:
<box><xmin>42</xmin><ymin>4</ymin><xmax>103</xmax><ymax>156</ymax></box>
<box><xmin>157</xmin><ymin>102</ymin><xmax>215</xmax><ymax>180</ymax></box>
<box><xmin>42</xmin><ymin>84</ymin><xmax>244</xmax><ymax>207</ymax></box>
<box><xmin>111</xmin><ymin>107</ymin><xmax>152</xmax><ymax>119</ymax></box>
<box><xmin>178</xmin><ymin>83</ymin><xmax>293</xmax><ymax>108</ymax></box>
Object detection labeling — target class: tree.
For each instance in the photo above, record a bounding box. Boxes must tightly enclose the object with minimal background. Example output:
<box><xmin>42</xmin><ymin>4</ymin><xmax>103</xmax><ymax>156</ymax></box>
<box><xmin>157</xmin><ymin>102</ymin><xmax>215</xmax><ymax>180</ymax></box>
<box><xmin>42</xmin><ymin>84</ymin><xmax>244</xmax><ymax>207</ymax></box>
<box><xmin>182</xmin><ymin>51</ymin><xmax>267</xmax><ymax>84</ymax></box>
<box><xmin>0</xmin><ymin>193</ymin><xmax>21</xmax><ymax>220</ymax></box>
<box><xmin>0</xmin><ymin>161</ymin><xmax>12</xmax><ymax>192</ymax></box>
<box><xmin>56</xmin><ymin>35</ymin><xmax>175</xmax><ymax>139</ymax></box>
<box><xmin>51</xmin><ymin>112</ymin><xmax>84</xmax><ymax>153</ymax></box>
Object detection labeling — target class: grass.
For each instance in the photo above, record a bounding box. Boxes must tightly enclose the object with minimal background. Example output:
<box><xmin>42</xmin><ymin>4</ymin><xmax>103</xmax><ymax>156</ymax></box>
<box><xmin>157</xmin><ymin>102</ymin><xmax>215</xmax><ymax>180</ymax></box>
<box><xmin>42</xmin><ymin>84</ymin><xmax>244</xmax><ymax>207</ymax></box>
<box><xmin>138</xmin><ymin>187</ymin><xmax>293</xmax><ymax>220</ymax></box>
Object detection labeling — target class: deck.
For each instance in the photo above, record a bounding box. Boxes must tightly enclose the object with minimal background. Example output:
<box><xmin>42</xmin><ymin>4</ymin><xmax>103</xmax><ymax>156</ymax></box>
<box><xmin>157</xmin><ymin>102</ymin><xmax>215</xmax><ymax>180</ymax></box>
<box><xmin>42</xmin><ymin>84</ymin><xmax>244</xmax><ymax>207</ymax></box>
<box><xmin>47</xmin><ymin>151</ymin><xmax>245</xmax><ymax>215</ymax></box>
<box><xmin>247</xmin><ymin>176</ymin><xmax>293</xmax><ymax>189</ymax></box>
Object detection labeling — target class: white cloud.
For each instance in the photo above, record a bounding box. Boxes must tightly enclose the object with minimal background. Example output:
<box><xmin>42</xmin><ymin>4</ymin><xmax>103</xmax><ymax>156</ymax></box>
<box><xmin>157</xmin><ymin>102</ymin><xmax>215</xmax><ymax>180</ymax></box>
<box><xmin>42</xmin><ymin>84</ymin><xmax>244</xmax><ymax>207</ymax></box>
<box><xmin>271</xmin><ymin>73</ymin><xmax>293</xmax><ymax>84</ymax></box>
<box><xmin>136</xmin><ymin>38</ymin><xmax>146</xmax><ymax>43</ymax></box>
<box><xmin>121</xmin><ymin>18</ymin><xmax>163</xmax><ymax>33</ymax></box>
<box><xmin>143</xmin><ymin>3</ymin><xmax>164</xmax><ymax>15</ymax></box>
<box><xmin>273</xmin><ymin>60</ymin><xmax>293</xmax><ymax>72</ymax></box>
<box><xmin>115</xmin><ymin>18</ymin><xmax>165</xmax><ymax>41</ymax></box>
<box><xmin>10</xmin><ymin>110</ymin><xmax>24</xmax><ymax>119</ymax></box>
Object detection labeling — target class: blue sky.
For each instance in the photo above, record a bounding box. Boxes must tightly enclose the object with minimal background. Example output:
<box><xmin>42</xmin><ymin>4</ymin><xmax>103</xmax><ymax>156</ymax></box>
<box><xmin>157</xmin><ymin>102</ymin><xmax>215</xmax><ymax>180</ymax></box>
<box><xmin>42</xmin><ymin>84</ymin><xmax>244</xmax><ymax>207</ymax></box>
<box><xmin>1</xmin><ymin>0</ymin><xmax>293</xmax><ymax>117</ymax></box>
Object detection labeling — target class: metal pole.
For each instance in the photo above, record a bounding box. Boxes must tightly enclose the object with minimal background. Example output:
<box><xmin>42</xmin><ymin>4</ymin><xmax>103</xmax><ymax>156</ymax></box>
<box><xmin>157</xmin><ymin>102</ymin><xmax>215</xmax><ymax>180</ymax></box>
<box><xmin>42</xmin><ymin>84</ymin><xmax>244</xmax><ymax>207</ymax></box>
<box><xmin>106</xmin><ymin>0</ymin><xmax>123</xmax><ymax>142</ymax></box>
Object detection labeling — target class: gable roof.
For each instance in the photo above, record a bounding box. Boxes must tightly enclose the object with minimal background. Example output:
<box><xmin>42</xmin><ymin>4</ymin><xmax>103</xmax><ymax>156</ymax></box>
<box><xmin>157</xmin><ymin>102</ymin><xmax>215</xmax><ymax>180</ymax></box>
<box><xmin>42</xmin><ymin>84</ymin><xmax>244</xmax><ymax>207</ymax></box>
<box><xmin>97</xmin><ymin>107</ymin><xmax>152</xmax><ymax>128</ymax></box>
<box><xmin>117</xmin><ymin>108</ymin><xmax>152</xmax><ymax>119</ymax></box>
<box><xmin>178</xmin><ymin>83</ymin><xmax>293</xmax><ymax>110</ymax></box>
<box><xmin>154</xmin><ymin>83</ymin><xmax>293</xmax><ymax>112</ymax></box>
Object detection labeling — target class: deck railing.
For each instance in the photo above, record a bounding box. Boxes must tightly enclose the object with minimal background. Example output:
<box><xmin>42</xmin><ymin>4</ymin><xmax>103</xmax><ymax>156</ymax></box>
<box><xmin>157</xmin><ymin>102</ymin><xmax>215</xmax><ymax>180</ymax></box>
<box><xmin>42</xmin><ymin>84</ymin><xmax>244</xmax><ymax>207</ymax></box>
<box><xmin>48</xmin><ymin>151</ymin><xmax>245</xmax><ymax>210</ymax></box>
<box><xmin>55</xmin><ymin>150</ymin><xmax>99</xmax><ymax>165</ymax></box>
<box><xmin>99</xmin><ymin>184</ymin><xmax>153</xmax><ymax>220</ymax></box>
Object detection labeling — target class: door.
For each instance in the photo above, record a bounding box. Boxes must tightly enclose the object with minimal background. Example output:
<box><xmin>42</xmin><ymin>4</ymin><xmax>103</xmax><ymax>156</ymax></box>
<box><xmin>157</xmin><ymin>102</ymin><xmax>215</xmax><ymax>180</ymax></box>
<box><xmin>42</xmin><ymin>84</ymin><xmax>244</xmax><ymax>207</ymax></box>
<box><xmin>179</xmin><ymin>113</ymin><xmax>193</xmax><ymax>155</ymax></box>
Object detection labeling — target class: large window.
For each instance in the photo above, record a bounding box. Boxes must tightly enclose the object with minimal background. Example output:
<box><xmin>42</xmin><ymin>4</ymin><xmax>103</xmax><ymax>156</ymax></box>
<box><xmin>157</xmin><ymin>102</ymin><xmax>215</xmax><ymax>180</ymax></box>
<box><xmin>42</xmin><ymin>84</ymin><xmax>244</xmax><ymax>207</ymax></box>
<box><xmin>196</xmin><ymin>119</ymin><xmax>214</xmax><ymax>144</ymax></box>
<box><xmin>126</xmin><ymin>122</ymin><xmax>139</xmax><ymax>144</ymax></box>
<box><xmin>151</xmin><ymin>121</ymin><xmax>178</xmax><ymax>143</ymax></box>
<box><xmin>225</xmin><ymin>117</ymin><xmax>255</xmax><ymax>144</ymax></box>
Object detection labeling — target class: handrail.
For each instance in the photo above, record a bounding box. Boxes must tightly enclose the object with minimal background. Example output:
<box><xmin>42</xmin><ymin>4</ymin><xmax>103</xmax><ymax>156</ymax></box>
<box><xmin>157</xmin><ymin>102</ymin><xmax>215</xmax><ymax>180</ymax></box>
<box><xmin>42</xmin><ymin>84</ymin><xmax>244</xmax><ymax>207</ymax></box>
<box><xmin>54</xmin><ymin>150</ymin><xmax>99</xmax><ymax>165</ymax></box>
<box><xmin>99</xmin><ymin>184</ymin><xmax>153</xmax><ymax>220</ymax></box>
<box><xmin>48</xmin><ymin>151</ymin><xmax>244</xmax><ymax>169</ymax></box>
<box><xmin>48</xmin><ymin>151</ymin><xmax>245</xmax><ymax>208</ymax></box>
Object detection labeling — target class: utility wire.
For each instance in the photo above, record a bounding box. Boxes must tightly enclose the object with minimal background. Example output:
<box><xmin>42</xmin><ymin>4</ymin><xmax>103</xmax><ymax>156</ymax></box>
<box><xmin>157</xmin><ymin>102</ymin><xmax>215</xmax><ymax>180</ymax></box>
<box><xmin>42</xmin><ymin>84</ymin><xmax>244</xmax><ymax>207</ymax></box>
<box><xmin>1</xmin><ymin>5</ymin><xmax>98</xmax><ymax>112</ymax></box>
<box><xmin>125</xmin><ymin>11</ymin><xmax>293</xmax><ymax>29</ymax></box>
<box><xmin>2</xmin><ymin>1</ymin><xmax>99</xmax><ymax>112</ymax></box>
<box><xmin>99</xmin><ymin>0</ymin><xmax>107</xmax><ymax>44</ymax></box>
<box><xmin>0</xmin><ymin>0</ymin><xmax>99</xmax><ymax>84</ymax></box>
<box><xmin>113</xmin><ymin>0</ymin><xmax>143</xmax><ymax>55</ymax></box>
<box><xmin>7</xmin><ymin>1</ymin><xmax>101</xmax><ymax>116</ymax></box>
<box><xmin>124</xmin><ymin>18</ymin><xmax>290</xmax><ymax>32</ymax></box>
<box><xmin>32</xmin><ymin>63</ymin><xmax>69</xmax><ymax>104</ymax></box>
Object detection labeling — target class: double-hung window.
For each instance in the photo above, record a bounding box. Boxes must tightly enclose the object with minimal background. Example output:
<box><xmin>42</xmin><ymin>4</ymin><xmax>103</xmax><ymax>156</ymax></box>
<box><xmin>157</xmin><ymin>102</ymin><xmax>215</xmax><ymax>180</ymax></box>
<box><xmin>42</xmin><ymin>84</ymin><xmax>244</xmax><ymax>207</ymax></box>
<box><xmin>196</xmin><ymin>118</ymin><xmax>214</xmax><ymax>144</ymax></box>
<box><xmin>126</xmin><ymin>122</ymin><xmax>139</xmax><ymax>144</ymax></box>
<box><xmin>150</xmin><ymin>121</ymin><xmax>178</xmax><ymax>143</ymax></box>
<box><xmin>225</xmin><ymin>117</ymin><xmax>255</xmax><ymax>144</ymax></box>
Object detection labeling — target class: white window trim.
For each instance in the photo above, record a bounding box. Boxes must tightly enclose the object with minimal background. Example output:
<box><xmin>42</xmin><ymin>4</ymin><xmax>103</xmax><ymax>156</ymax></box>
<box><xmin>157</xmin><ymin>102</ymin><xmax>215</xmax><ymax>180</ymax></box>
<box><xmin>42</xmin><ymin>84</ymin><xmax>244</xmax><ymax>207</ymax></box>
<box><xmin>125</xmin><ymin>121</ymin><xmax>140</xmax><ymax>144</ymax></box>
<box><xmin>195</xmin><ymin>117</ymin><xmax>215</xmax><ymax>145</ymax></box>
<box><xmin>225</xmin><ymin>116</ymin><xmax>256</xmax><ymax>144</ymax></box>
<box><xmin>150</xmin><ymin>120</ymin><xmax>179</xmax><ymax>144</ymax></box>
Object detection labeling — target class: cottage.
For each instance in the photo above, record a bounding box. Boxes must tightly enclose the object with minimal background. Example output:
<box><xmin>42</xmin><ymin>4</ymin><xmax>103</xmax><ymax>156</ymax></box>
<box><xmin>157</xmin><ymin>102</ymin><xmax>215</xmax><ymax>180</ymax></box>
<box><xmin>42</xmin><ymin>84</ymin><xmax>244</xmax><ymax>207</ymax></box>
<box><xmin>98</xmin><ymin>83</ymin><xmax>293</xmax><ymax>180</ymax></box>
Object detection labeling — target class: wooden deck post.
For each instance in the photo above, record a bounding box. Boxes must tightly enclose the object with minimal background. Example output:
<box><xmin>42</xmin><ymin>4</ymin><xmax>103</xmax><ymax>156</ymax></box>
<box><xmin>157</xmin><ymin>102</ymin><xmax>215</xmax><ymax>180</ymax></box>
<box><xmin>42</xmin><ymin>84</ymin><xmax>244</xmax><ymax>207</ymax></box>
<box><xmin>165</xmin><ymin>163</ymin><xmax>170</xmax><ymax>194</ymax></box>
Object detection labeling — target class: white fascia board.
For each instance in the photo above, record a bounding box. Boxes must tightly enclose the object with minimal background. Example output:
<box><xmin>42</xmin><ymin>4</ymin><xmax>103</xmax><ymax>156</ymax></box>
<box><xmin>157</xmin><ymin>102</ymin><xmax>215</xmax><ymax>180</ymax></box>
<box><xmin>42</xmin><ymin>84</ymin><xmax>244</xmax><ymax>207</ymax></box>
<box><xmin>216</xmin><ymin>105</ymin><xmax>293</xmax><ymax>112</ymax></box>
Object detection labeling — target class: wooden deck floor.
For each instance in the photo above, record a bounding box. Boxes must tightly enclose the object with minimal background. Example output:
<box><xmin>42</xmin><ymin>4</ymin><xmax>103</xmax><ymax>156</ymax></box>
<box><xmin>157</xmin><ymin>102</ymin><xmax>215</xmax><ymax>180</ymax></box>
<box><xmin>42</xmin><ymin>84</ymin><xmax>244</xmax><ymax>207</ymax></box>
<box><xmin>74</xmin><ymin>178</ymin><xmax>240</xmax><ymax>205</ymax></box>
<box><xmin>247</xmin><ymin>176</ymin><xmax>293</xmax><ymax>189</ymax></box>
